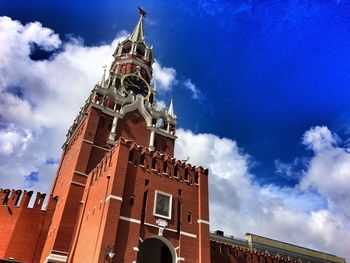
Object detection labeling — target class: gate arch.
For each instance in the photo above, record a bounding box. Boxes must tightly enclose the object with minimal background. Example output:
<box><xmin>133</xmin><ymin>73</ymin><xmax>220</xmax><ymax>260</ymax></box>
<box><xmin>137</xmin><ymin>236</ymin><xmax>176</xmax><ymax>263</ymax></box>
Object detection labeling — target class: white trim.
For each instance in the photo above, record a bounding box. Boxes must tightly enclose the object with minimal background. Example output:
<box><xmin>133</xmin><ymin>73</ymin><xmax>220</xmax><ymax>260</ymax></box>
<box><xmin>105</xmin><ymin>195</ymin><xmax>123</xmax><ymax>202</ymax></box>
<box><xmin>82</xmin><ymin>139</ymin><xmax>93</xmax><ymax>145</ymax></box>
<box><xmin>70</xmin><ymin>181</ymin><xmax>86</xmax><ymax>187</ymax></box>
<box><xmin>153</xmin><ymin>190</ymin><xmax>173</xmax><ymax>220</ymax></box>
<box><xmin>92</xmin><ymin>144</ymin><xmax>110</xmax><ymax>151</ymax></box>
<box><xmin>45</xmin><ymin>253</ymin><xmax>68</xmax><ymax>263</ymax></box>
<box><xmin>197</xmin><ymin>219</ymin><xmax>210</xmax><ymax>225</ymax></box>
<box><xmin>120</xmin><ymin>216</ymin><xmax>141</xmax><ymax>224</ymax></box>
<box><xmin>180</xmin><ymin>231</ymin><xmax>197</xmax><ymax>239</ymax></box>
<box><xmin>133</xmin><ymin>247</ymin><xmax>139</xmax><ymax>251</ymax></box>
<box><xmin>177</xmin><ymin>257</ymin><xmax>185</xmax><ymax>261</ymax></box>
<box><xmin>144</xmin><ymin>222</ymin><xmax>177</xmax><ymax>233</ymax></box>
<box><xmin>139</xmin><ymin>237</ymin><xmax>144</xmax><ymax>243</ymax></box>
<box><xmin>120</xmin><ymin>95</ymin><xmax>152</xmax><ymax>126</ymax></box>
<box><xmin>82</xmin><ymin>139</ymin><xmax>110</xmax><ymax>151</ymax></box>
<box><xmin>74</xmin><ymin>170</ymin><xmax>88</xmax><ymax>177</ymax></box>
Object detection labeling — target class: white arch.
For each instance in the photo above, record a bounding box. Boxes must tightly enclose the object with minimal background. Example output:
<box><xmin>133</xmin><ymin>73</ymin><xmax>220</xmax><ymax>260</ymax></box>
<box><xmin>119</xmin><ymin>95</ymin><xmax>152</xmax><ymax>126</ymax></box>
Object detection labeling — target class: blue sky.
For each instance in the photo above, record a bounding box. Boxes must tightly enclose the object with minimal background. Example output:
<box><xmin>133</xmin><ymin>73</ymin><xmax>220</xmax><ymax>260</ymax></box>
<box><xmin>1</xmin><ymin>0</ymin><xmax>350</xmax><ymax>260</ymax></box>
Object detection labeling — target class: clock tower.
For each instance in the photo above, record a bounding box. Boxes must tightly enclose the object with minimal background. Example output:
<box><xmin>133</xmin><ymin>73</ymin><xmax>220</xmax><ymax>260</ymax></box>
<box><xmin>40</xmin><ymin>9</ymin><xmax>210</xmax><ymax>263</ymax></box>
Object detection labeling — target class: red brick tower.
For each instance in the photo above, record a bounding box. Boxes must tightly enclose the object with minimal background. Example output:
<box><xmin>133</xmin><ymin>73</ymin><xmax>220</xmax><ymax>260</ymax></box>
<box><xmin>40</xmin><ymin>9</ymin><xmax>210</xmax><ymax>263</ymax></box>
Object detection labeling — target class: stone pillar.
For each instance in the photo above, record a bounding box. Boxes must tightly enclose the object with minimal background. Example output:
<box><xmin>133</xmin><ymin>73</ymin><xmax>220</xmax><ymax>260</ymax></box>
<box><xmin>109</xmin><ymin>116</ymin><xmax>118</xmax><ymax>141</ymax></box>
<box><xmin>149</xmin><ymin>129</ymin><xmax>155</xmax><ymax>150</ymax></box>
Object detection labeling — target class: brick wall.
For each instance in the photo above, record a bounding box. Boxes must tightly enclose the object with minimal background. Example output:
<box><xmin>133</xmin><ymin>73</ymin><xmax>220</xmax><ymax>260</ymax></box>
<box><xmin>0</xmin><ymin>189</ymin><xmax>56</xmax><ymax>263</ymax></box>
<box><xmin>68</xmin><ymin>137</ymin><xmax>210</xmax><ymax>263</ymax></box>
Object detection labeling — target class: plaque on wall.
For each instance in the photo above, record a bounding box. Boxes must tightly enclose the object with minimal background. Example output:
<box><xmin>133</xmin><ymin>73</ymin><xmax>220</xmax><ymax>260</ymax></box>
<box><xmin>153</xmin><ymin>190</ymin><xmax>172</xmax><ymax>220</ymax></box>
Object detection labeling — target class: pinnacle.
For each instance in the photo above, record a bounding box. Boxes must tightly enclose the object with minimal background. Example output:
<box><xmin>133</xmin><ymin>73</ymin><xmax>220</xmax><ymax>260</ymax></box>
<box><xmin>129</xmin><ymin>14</ymin><xmax>145</xmax><ymax>43</ymax></box>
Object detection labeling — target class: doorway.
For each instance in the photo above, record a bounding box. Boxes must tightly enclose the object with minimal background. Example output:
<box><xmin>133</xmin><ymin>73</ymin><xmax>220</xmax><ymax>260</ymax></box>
<box><xmin>137</xmin><ymin>237</ymin><xmax>175</xmax><ymax>263</ymax></box>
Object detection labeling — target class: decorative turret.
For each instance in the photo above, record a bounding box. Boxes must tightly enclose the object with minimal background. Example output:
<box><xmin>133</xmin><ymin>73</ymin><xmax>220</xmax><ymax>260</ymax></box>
<box><xmin>99</xmin><ymin>66</ymin><xmax>107</xmax><ymax>87</ymax></box>
<box><xmin>109</xmin><ymin>7</ymin><xmax>154</xmax><ymax>83</ymax></box>
<box><xmin>168</xmin><ymin>98</ymin><xmax>176</xmax><ymax>118</ymax></box>
<box><xmin>64</xmin><ymin>8</ymin><xmax>177</xmax><ymax>157</ymax></box>
<box><xmin>129</xmin><ymin>9</ymin><xmax>145</xmax><ymax>43</ymax></box>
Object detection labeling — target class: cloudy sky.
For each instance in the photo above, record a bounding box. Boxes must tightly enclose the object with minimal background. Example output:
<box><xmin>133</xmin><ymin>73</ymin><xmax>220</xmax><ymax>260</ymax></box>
<box><xmin>1</xmin><ymin>0</ymin><xmax>350</xmax><ymax>261</ymax></box>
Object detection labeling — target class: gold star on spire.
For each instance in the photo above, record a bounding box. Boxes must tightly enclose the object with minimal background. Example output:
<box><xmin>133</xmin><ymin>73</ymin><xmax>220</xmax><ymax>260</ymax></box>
<box><xmin>138</xmin><ymin>7</ymin><xmax>147</xmax><ymax>17</ymax></box>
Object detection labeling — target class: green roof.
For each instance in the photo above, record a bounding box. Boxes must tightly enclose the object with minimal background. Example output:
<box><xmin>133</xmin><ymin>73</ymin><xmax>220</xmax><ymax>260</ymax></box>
<box><xmin>129</xmin><ymin>15</ymin><xmax>144</xmax><ymax>43</ymax></box>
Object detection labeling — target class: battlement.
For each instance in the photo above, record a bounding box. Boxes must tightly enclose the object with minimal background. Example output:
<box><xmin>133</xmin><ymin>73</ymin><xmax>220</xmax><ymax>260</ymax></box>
<box><xmin>210</xmin><ymin>231</ymin><xmax>346</xmax><ymax>263</ymax></box>
<box><xmin>210</xmin><ymin>238</ymin><xmax>291</xmax><ymax>263</ymax></box>
<box><xmin>88</xmin><ymin>137</ymin><xmax>208</xmax><ymax>187</ymax></box>
<box><xmin>0</xmin><ymin>189</ymin><xmax>56</xmax><ymax>211</ymax></box>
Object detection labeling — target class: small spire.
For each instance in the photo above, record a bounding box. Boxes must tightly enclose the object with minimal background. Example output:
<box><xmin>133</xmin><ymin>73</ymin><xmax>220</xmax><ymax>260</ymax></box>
<box><xmin>168</xmin><ymin>98</ymin><xmax>175</xmax><ymax>118</ymax></box>
<box><xmin>129</xmin><ymin>8</ymin><xmax>146</xmax><ymax>43</ymax></box>
<box><xmin>100</xmin><ymin>66</ymin><xmax>107</xmax><ymax>86</ymax></box>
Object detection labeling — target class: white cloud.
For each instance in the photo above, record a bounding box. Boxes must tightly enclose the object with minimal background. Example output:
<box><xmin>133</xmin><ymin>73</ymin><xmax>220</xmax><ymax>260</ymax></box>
<box><xmin>300</xmin><ymin>126</ymin><xmax>350</xmax><ymax>220</ymax></box>
<box><xmin>152</xmin><ymin>61</ymin><xmax>176</xmax><ymax>92</ymax></box>
<box><xmin>183</xmin><ymin>79</ymin><xmax>202</xmax><ymax>100</ymax></box>
<box><xmin>0</xmin><ymin>124</ymin><xmax>32</xmax><ymax>155</ymax></box>
<box><xmin>302</xmin><ymin>126</ymin><xmax>338</xmax><ymax>152</ymax></box>
<box><xmin>175</xmin><ymin>128</ymin><xmax>350</xmax><ymax>261</ymax></box>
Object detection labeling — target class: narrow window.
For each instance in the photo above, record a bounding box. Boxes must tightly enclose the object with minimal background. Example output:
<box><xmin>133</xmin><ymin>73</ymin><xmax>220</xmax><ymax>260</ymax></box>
<box><xmin>184</xmin><ymin>168</ymin><xmax>189</xmax><ymax>181</ymax></box>
<box><xmin>140</xmin><ymin>153</ymin><xmax>145</xmax><ymax>166</ymax></box>
<box><xmin>128</xmin><ymin>149</ymin><xmax>134</xmax><ymax>163</ymax></box>
<box><xmin>130</xmin><ymin>195</ymin><xmax>135</xmax><ymax>206</ymax></box>
<box><xmin>98</xmin><ymin>116</ymin><xmax>105</xmax><ymax>128</ymax></box>
<box><xmin>195</xmin><ymin>171</ymin><xmax>199</xmax><ymax>184</ymax></box>
<box><xmin>14</xmin><ymin>191</ymin><xmax>22</xmax><ymax>206</ymax></box>
<box><xmin>2</xmin><ymin>191</ymin><xmax>10</xmax><ymax>205</ymax></box>
<box><xmin>141</xmin><ymin>190</ymin><xmax>148</xmax><ymax>224</ymax></box>
<box><xmin>211</xmin><ymin>242</ymin><xmax>216</xmax><ymax>253</ymax></box>
<box><xmin>108</xmin><ymin>119</ymin><xmax>113</xmax><ymax>130</ymax></box>
<box><xmin>177</xmin><ymin>192</ymin><xmax>182</xmax><ymax>232</ymax></box>
<box><xmin>174</xmin><ymin>164</ymin><xmax>178</xmax><ymax>178</ymax></box>
<box><xmin>163</xmin><ymin>160</ymin><xmax>168</xmax><ymax>174</ymax></box>
<box><xmin>187</xmin><ymin>211</ymin><xmax>192</xmax><ymax>224</ymax></box>
<box><xmin>151</xmin><ymin>157</ymin><xmax>156</xmax><ymax>170</ymax></box>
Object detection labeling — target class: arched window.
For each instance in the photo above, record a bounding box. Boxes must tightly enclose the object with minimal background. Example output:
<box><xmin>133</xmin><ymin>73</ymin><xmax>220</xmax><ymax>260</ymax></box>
<box><xmin>136</xmin><ymin>44</ymin><xmax>145</xmax><ymax>56</ymax></box>
<box><xmin>122</xmin><ymin>42</ymin><xmax>132</xmax><ymax>53</ymax></box>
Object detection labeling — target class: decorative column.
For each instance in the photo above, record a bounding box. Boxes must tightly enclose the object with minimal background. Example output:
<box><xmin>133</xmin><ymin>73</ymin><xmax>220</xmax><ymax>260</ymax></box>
<box><xmin>109</xmin><ymin>116</ymin><xmax>118</xmax><ymax>141</ymax></box>
<box><xmin>144</xmin><ymin>48</ymin><xmax>149</xmax><ymax>61</ymax></box>
<box><xmin>149</xmin><ymin>129</ymin><xmax>155</xmax><ymax>150</ymax></box>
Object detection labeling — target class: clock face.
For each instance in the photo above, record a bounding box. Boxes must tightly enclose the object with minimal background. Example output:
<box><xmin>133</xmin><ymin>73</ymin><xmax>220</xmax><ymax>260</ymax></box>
<box><xmin>121</xmin><ymin>74</ymin><xmax>150</xmax><ymax>98</ymax></box>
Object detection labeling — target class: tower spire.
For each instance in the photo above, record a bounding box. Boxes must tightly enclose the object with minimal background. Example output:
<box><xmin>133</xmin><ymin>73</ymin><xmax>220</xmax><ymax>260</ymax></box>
<box><xmin>129</xmin><ymin>8</ymin><xmax>146</xmax><ymax>43</ymax></box>
<box><xmin>168</xmin><ymin>98</ymin><xmax>175</xmax><ymax>118</ymax></box>
<box><xmin>99</xmin><ymin>65</ymin><xmax>107</xmax><ymax>86</ymax></box>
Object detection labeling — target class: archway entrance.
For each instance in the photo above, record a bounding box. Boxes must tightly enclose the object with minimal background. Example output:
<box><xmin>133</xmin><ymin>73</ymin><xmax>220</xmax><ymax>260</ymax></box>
<box><xmin>137</xmin><ymin>237</ymin><xmax>175</xmax><ymax>263</ymax></box>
